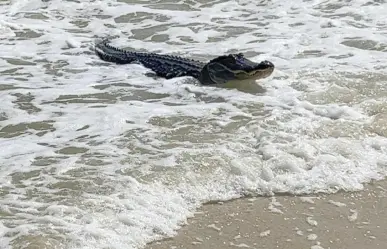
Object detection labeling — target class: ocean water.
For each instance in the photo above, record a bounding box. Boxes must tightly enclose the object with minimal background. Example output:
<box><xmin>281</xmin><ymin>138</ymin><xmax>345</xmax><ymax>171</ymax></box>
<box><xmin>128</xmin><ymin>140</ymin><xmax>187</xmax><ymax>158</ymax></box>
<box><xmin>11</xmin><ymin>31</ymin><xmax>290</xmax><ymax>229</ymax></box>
<box><xmin>1</xmin><ymin>0</ymin><xmax>387</xmax><ymax>248</ymax></box>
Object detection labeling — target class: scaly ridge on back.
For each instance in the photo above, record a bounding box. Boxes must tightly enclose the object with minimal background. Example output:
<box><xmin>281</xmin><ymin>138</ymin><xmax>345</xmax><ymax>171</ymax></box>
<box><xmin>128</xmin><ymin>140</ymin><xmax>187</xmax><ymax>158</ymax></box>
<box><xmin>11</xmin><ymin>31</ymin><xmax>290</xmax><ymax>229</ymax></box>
<box><xmin>95</xmin><ymin>40</ymin><xmax>204</xmax><ymax>79</ymax></box>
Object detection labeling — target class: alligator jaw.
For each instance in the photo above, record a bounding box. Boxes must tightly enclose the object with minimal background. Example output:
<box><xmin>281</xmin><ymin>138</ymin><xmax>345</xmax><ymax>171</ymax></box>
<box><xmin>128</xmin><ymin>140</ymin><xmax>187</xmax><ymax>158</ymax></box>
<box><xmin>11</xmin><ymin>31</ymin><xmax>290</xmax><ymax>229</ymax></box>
<box><xmin>234</xmin><ymin>60</ymin><xmax>275</xmax><ymax>80</ymax></box>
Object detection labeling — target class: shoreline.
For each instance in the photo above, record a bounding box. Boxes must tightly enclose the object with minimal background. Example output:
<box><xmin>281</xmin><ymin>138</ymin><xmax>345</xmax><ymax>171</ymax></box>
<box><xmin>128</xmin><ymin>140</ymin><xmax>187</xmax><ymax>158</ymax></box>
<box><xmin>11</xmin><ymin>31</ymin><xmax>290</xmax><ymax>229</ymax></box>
<box><xmin>146</xmin><ymin>180</ymin><xmax>387</xmax><ymax>249</ymax></box>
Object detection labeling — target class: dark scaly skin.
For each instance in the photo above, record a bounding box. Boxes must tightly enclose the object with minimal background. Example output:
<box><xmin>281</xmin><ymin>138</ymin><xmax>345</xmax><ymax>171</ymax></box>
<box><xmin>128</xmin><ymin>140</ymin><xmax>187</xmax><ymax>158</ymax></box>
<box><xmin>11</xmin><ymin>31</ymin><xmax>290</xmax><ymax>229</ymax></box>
<box><xmin>95</xmin><ymin>39</ymin><xmax>274</xmax><ymax>85</ymax></box>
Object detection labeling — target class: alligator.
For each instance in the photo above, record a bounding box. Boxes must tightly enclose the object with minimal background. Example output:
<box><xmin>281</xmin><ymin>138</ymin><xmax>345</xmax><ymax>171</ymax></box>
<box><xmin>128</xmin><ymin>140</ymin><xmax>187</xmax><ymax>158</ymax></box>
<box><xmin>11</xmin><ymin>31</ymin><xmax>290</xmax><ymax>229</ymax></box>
<box><xmin>94</xmin><ymin>39</ymin><xmax>274</xmax><ymax>85</ymax></box>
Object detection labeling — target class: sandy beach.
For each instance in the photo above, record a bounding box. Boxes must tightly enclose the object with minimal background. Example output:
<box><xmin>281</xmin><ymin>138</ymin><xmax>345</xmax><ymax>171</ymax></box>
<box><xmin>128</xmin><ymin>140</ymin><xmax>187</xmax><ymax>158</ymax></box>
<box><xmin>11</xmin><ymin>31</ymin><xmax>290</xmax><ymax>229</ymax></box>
<box><xmin>146</xmin><ymin>180</ymin><xmax>387</xmax><ymax>249</ymax></box>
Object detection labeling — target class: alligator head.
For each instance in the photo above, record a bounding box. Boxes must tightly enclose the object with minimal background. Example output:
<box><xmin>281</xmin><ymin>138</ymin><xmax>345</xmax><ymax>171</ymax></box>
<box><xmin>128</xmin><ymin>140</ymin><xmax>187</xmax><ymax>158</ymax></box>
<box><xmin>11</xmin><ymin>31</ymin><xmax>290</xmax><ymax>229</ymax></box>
<box><xmin>198</xmin><ymin>53</ymin><xmax>274</xmax><ymax>85</ymax></box>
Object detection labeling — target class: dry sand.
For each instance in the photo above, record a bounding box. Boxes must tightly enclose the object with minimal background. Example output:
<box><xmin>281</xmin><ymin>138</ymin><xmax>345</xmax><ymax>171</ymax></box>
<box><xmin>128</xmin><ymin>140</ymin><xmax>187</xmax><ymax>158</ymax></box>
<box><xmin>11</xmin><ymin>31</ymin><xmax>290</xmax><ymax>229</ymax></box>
<box><xmin>146</xmin><ymin>180</ymin><xmax>387</xmax><ymax>249</ymax></box>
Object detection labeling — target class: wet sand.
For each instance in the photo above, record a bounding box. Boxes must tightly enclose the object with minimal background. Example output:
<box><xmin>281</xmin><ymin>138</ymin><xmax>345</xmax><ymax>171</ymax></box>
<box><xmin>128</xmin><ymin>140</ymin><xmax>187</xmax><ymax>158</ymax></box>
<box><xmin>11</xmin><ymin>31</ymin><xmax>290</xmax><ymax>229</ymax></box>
<box><xmin>146</xmin><ymin>180</ymin><xmax>387</xmax><ymax>249</ymax></box>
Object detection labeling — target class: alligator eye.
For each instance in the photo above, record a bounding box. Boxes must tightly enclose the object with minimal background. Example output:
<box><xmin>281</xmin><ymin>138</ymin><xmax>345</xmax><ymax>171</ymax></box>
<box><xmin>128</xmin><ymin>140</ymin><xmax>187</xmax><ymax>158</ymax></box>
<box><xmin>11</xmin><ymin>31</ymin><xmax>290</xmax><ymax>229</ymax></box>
<box><xmin>237</xmin><ymin>53</ymin><xmax>244</xmax><ymax>58</ymax></box>
<box><xmin>234</xmin><ymin>54</ymin><xmax>245</xmax><ymax>64</ymax></box>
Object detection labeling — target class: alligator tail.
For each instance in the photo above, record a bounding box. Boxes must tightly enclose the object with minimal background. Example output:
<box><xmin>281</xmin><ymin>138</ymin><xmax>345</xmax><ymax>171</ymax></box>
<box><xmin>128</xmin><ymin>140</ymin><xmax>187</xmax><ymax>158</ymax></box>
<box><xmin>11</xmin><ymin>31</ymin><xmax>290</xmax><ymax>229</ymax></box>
<box><xmin>94</xmin><ymin>39</ymin><xmax>137</xmax><ymax>64</ymax></box>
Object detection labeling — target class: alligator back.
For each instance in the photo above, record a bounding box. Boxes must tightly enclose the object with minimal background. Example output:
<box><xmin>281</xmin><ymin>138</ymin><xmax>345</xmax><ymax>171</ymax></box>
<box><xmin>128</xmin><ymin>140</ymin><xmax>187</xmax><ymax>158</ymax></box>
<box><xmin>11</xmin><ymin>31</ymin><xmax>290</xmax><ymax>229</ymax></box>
<box><xmin>95</xmin><ymin>40</ymin><xmax>204</xmax><ymax>79</ymax></box>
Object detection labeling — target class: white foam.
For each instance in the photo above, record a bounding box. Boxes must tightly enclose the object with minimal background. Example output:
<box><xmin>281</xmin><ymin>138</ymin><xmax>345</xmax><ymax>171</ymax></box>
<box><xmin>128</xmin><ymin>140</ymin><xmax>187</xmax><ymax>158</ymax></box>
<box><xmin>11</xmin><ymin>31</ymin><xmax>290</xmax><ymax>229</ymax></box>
<box><xmin>307</xmin><ymin>234</ymin><xmax>318</xmax><ymax>241</ymax></box>
<box><xmin>348</xmin><ymin>209</ymin><xmax>358</xmax><ymax>222</ymax></box>
<box><xmin>259</xmin><ymin>230</ymin><xmax>271</xmax><ymax>237</ymax></box>
<box><xmin>0</xmin><ymin>0</ymin><xmax>387</xmax><ymax>248</ymax></box>
<box><xmin>328</xmin><ymin>200</ymin><xmax>347</xmax><ymax>207</ymax></box>
<box><xmin>307</xmin><ymin>217</ymin><xmax>318</xmax><ymax>227</ymax></box>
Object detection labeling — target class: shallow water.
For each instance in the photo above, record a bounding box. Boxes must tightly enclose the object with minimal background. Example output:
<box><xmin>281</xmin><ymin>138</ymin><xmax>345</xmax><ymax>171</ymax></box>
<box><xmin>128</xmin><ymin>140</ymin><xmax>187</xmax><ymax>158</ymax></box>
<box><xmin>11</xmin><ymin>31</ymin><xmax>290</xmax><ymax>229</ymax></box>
<box><xmin>0</xmin><ymin>0</ymin><xmax>387</xmax><ymax>248</ymax></box>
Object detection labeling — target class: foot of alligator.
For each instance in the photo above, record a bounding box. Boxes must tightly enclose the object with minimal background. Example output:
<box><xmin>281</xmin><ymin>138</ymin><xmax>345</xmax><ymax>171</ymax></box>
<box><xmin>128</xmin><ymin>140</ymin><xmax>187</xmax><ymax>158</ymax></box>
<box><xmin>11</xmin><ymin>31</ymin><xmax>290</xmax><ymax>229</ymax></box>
<box><xmin>94</xmin><ymin>39</ymin><xmax>274</xmax><ymax>85</ymax></box>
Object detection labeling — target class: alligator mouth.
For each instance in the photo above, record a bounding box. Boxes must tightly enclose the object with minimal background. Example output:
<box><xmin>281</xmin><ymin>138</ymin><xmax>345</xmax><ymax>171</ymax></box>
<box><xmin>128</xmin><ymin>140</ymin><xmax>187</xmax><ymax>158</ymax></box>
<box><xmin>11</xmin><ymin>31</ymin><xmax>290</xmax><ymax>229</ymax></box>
<box><xmin>234</xmin><ymin>60</ymin><xmax>275</xmax><ymax>79</ymax></box>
